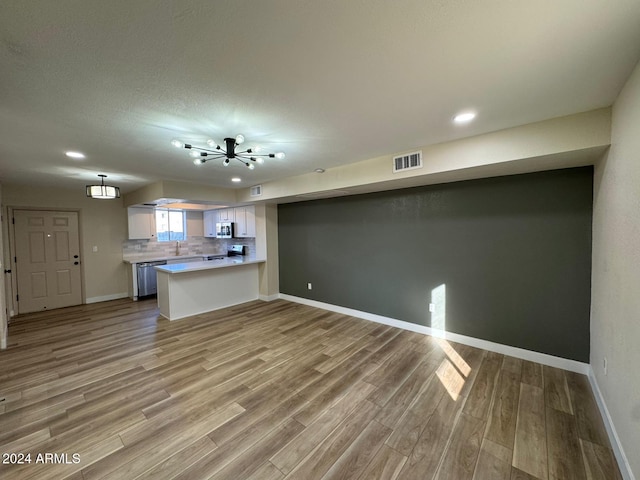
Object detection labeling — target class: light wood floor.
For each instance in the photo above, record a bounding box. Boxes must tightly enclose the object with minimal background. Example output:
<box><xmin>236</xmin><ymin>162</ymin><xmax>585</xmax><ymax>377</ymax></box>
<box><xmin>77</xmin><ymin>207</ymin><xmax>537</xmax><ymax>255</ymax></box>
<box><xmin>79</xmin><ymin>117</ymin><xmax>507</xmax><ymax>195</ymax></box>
<box><xmin>0</xmin><ymin>298</ymin><xmax>621</xmax><ymax>480</ymax></box>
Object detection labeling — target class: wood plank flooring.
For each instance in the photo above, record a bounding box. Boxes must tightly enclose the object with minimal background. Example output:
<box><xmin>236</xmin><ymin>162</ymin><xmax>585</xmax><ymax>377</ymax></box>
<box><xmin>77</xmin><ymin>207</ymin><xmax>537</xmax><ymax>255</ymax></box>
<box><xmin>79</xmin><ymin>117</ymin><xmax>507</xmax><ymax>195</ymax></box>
<box><xmin>0</xmin><ymin>298</ymin><xmax>622</xmax><ymax>479</ymax></box>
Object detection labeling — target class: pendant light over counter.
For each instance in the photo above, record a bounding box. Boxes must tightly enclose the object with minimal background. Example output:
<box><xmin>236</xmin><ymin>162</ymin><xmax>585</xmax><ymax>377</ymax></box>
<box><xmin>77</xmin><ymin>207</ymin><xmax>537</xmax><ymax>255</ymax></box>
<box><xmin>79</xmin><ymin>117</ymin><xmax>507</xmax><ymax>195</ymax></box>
<box><xmin>86</xmin><ymin>174</ymin><xmax>120</xmax><ymax>199</ymax></box>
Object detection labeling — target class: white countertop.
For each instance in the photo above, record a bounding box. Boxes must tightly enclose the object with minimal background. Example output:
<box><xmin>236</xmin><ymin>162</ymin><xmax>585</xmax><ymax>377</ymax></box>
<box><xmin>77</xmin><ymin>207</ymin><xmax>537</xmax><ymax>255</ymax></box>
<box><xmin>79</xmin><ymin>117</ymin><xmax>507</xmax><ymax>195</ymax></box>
<box><xmin>123</xmin><ymin>254</ymin><xmax>221</xmax><ymax>264</ymax></box>
<box><xmin>154</xmin><ymin>256</ymin><xmax>265</xmax><ymax>274</ymax></box>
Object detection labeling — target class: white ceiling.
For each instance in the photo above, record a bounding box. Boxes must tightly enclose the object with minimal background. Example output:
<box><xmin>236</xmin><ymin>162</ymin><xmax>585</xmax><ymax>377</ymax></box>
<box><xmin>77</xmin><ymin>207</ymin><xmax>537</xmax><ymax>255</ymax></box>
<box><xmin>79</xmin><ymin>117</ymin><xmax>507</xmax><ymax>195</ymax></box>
<box><xmin>1</xmin><ymin>0</ymin><xmax>639</xmax><ymax>194</ymax></box>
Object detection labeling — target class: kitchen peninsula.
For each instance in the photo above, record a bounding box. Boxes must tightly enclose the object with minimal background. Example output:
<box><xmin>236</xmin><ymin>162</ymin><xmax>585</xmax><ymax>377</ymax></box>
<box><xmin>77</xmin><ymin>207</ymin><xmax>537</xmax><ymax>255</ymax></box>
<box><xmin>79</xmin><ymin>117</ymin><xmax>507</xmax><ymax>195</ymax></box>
<box><xmin>154</xmin><ymin>255</ymin><xmax>265</xmax><ymax>320</ymax></box>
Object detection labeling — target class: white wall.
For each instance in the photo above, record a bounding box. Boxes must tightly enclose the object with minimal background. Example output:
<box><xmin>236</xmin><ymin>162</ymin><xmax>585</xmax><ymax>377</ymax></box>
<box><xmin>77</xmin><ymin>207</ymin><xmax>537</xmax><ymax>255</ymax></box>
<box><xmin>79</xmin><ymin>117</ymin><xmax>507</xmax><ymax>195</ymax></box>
<box><xmin>237</xmin><ymin>108</ymin><xmax>611</xmax><ymax>203</ymax></box>
<box><xmin>2</xmin><ymin>184</ymin><xmax>129</xmax><ymax>306</ymax></box>
<box><xmin>591</xmin><ymin>60</ymin><xmax>640</xmax><ymax>478</ymax></box>
<box><xmin>255</xmin><ymin>204</ymin><xmax>279</xmax><ymax>300</ymax></box>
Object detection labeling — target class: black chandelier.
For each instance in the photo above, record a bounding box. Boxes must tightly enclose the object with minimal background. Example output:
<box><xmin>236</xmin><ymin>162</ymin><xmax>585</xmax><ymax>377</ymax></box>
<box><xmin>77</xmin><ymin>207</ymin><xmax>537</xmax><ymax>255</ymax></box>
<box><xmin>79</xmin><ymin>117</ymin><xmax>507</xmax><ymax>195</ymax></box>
<box><xmin>171</xmin><ymin>134</ymin><xmax>285</xmax><ymax>169</ymax></box>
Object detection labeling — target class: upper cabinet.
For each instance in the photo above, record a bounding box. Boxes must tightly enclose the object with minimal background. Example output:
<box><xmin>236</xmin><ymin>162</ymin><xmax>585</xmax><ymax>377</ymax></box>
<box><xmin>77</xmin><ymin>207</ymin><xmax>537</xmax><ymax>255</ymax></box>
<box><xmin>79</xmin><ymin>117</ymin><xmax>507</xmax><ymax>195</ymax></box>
<box><xmin>202</xmin><ymin>206</ymin><xmax>256</xmax><ymax>238</ymax></box>
<box><xmin>203</xmin><ymin>210</ymin><xmax>217</xmax><ymax>238</ymax></box>
<box><xmin>127</xmin><ymin>207</ymin><xmax>155</xmax><ymax>239</ymax></box>
<box><xmin>128</xmin><ymin>205</ymin><xmax>255</xmax><ymax>240</ymax></box>
<box><xmin>235</xmin><ymin>206</ymin><xmax>256</xmax><ymax>238</ymax></box>
<box><xmin>216</xmin><ymin>208</ymin><xmax>235</xmax><ymax>223</ymax></box>
<box><xmin>185</xmin><ymin>211</ymin><xmax>204</xmax><ymax>237</ymax></box>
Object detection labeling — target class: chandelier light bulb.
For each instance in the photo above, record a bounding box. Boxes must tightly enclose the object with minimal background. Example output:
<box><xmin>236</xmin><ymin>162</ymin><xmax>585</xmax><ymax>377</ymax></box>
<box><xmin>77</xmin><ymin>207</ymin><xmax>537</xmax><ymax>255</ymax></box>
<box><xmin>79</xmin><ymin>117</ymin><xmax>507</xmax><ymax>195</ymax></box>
<box><xmin>253</xmin><ymin>145</ymin><xmax>262</xmax><ymax>153</ymax></box>
<box><xmin>275</xmin><ymin>152</ymin><xmax>286</xmax><ymax>159</ymax></box>
<box><xmin>171</xmin><ymin>139</ymin><xmax>184</xmax><ymax>148</ymax></box>
<box><xmin>247</xmin><ymin>163</ymin><xmax>255</xmax><ymax>170</ymax></box>
<box><xmin>193</xmin><ymin>158</ymin><xmax>204</xmax><ymax>165</ymax></box>
<box><xmin>223</xmin><ymin>158</ymin><xmax>230</xmax><ymax>166</ymax></box>
<box><xmin>255</xmin><ymin>157</ymin><xmax>264</xmax><ymax>164</ymax></box>
<box><xmin>235</xmin><ymin>134</ymin><xmax>245</xmax><ymax>145</ymax></box>
<box><xmin>189</xmin><ymin>150</ymin><xmax>202</xmax><ymax>158</ymax></box>
<box><xmin>206</xmin><ymin>139</ymin><xmax>217</xmax><ymax>148</ymax></box>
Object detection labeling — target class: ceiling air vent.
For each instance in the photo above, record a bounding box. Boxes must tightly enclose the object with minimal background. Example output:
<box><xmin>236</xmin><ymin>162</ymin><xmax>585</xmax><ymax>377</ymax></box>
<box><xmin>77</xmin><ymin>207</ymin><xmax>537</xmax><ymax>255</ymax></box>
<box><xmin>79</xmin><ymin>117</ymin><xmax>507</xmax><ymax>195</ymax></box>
<box><xmin>393</xmin><ymin>151</ymin><xmax>423</xmax><ymax>173</ymax></box>
<box><xmin>250</xmin><ymin>185</ymin><xmax>263</xmax><ymax>197</ymax></box>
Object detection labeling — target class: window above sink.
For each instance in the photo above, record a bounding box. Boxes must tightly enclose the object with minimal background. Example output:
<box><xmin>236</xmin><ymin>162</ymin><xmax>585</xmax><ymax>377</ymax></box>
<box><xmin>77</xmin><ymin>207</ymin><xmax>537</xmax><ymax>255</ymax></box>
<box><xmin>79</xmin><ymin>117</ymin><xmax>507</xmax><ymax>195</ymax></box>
<box><xmin>155</xmin><ymin>208</ymin><xmax>186</xmax><ymax>242</ymax></box>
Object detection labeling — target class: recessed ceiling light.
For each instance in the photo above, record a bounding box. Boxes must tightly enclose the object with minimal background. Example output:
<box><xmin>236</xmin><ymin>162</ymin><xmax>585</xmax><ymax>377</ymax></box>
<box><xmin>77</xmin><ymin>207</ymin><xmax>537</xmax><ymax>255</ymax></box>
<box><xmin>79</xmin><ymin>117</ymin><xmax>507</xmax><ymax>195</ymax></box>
<box><xmin>231</xmin><ymin>177</ymin><xmax>241</xmax><ymax>183</ymax></box>
<box><xmin>65</xmin><ymin>151</ymin><xmax>85</xmax><ymax>159</ymax></box>
<box><xmin>314</xmin><ymin>168</ymin><xmax>325</xmax><ymax>173</ymax></box>
<box><xmin>453</xmin><ymin>112</ymin><xmax>476</xmax><ymax>124</ymax></box>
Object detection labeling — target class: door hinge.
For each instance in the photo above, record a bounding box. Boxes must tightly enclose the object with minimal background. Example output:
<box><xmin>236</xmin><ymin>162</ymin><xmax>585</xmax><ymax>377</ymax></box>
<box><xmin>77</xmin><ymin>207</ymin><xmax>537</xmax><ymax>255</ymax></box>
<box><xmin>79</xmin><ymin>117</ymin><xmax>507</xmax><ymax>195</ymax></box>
<box><xmin>14</xmin><ymin>256</ymin><xmax>17</xmax><ymax>263</ymax></box>
<box><xmin>16</xmin><ymin>294</ymin><xmax>19</xmax><ymax>302</ymax></box>
<box><xmin>12</xmin><ymin>217</ymin><xmax>15</xmax><ymax>224</ymax></box>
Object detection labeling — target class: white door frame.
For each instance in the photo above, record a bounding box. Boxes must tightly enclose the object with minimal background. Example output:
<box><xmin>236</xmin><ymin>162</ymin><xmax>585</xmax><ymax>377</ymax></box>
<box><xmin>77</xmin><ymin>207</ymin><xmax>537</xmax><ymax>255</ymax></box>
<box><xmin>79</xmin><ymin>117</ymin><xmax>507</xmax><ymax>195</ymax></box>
<box><xmin>0</xmin><ymin>187</ymin><xmax>6</xmax><ymax>349</ymax></box>
<box><xmin>6</xmin><ymin>206</ymin><xmax>85</xmax><ymax>317</ymax></box>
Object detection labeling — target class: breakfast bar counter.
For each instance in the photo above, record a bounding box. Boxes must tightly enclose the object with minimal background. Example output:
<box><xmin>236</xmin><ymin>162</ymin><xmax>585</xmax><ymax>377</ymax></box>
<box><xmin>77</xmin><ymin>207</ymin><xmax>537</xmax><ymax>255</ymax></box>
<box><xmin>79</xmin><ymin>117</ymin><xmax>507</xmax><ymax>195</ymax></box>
<box><xmin>155</xmin><ymin>256</ymin><xmax>265</xmax><ymax>320</ymax></box>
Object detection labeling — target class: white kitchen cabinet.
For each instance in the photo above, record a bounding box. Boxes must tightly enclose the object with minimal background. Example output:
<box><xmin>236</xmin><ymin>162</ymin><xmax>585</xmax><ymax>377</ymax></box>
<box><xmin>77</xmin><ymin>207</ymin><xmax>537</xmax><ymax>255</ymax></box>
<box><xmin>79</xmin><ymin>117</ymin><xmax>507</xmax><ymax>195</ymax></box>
<box><xmin>186</xmin><ymin>211</ymin><xmax>204</xmax><ymax>237</ymax></box>
<box><xmin>234</xmin><ymin>205</ymin><xmax>256</xmax><ymax>238</ymax></box>
<box><xmin>203</xmin><ymin>210</ymin><xmax>217</xmax><ymax>237</ymax></box>
<box><xmin>203</xmin><ymin>206</ymin><xmax>254</xmax><ymax>238</ymax></box>
<box><xmin>128</xmin><ymin>207</ymin><xmax>156</xmax><ymax>239</ymax></box>
<box><xmin>216</xmin><ymin>208</ymin><xmax>235</xmax><ymax>223</ymax></box>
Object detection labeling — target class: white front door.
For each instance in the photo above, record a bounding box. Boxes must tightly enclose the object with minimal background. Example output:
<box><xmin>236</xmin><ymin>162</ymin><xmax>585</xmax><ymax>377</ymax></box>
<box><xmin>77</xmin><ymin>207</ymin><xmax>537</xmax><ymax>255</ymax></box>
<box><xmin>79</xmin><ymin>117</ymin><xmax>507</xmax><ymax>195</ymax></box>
<box><xmin>14</xmin><ymin>210</ymin><xmax>82</xmax><ymax>314</ymax></box>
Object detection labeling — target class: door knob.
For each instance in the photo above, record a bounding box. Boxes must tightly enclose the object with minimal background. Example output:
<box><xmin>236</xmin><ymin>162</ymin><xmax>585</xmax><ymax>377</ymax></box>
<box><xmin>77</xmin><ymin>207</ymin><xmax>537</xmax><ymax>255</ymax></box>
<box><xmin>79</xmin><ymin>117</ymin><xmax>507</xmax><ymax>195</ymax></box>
<box><xmin>74</xmin><ymin>255</ymin><xmax>79</xmax><ymax>258</ymax></box>
<box><xmin>74</xmin><ymin>261</ymin><xmax>79</xmax><ymax>265</ymax></box>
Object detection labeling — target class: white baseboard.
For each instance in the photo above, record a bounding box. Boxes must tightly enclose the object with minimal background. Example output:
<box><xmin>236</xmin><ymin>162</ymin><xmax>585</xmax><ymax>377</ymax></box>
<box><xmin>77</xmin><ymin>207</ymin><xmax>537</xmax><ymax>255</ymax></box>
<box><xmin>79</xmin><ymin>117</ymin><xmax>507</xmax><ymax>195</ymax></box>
<box><xmin>85</xmin><ymin>292</ymin><xmax>129</xmax><ymax>304</ymax></box>
<box><xmin>279</xmin><ymin>294</ymin><xmax>590</xmax><ymax>375</ymax></box>
<box><xmin>259</xmin><ymin>293</ymin><xmax>280</xmax><ymax>302</ymax></box>
<box><xmin>588</xmin><ymin>369</ymin><xmax>635</xmax><ymax>480</ymax></box>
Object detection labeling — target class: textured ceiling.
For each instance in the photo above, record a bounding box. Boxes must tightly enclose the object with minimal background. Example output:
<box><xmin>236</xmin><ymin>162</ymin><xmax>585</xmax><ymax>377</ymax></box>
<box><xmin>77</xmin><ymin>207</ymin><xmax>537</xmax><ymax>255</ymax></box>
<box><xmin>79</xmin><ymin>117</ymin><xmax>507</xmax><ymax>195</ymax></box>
<box><xmin>1</xmin><ymin>0</ymin><xmax>639</xmax><ymax>193</ymax></box>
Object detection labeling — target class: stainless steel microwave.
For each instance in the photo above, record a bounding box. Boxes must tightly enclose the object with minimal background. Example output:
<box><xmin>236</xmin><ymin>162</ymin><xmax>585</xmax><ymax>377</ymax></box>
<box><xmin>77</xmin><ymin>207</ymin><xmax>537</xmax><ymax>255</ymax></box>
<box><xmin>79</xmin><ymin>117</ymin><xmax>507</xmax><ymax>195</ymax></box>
<box><xmin>216</xmin><ymin>222</ymin><xmax>234</xmax><ymax>238</ymax></box>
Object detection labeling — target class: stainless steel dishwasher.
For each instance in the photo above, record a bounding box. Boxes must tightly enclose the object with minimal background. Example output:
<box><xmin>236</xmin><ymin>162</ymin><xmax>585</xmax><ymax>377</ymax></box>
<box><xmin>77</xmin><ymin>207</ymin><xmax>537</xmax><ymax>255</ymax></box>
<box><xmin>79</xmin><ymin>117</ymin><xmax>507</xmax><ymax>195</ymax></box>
<box><xmin>136</xmin><ymin>260</ymin><xmax>167</xmax><ymax>297</ymax></box>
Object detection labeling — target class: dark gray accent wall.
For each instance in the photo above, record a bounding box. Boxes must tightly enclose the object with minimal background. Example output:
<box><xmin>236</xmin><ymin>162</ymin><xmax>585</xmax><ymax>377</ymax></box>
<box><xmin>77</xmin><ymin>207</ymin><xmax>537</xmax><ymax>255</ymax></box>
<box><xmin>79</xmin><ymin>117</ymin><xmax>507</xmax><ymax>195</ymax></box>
<box><xmin>278</xmin><ymin>167</ymin><xmax>593</xmax><ymax>362</ymax></box>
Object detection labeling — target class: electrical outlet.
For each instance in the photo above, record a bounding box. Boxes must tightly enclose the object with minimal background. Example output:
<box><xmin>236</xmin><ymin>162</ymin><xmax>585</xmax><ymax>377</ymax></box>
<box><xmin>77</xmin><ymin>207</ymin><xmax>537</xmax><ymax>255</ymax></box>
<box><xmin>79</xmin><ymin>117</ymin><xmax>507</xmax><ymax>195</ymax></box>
<box><xmin>603</xmin><ymin>357</ymin><xmax>608</xmax><ymax>375</ymax></box>
<box><xmin>92</xmin><ymin>246</ymin><xmax>98</xmax><ymax>253</ymax></box>
<box><xmin>307</xmin><ymin>283</ymin><xmax>312</xmax><ymax>290</ymax></box>
<box><xmin>429</xmin><ymin>303</ymin><xmax>436</xmax><ymax>313</ymax></box>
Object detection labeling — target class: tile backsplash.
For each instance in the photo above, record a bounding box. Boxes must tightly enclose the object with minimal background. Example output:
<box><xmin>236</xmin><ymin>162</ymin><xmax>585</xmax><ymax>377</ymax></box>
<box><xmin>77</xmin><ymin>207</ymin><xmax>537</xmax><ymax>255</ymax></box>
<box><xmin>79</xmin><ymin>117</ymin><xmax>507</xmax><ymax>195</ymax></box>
<box><xmin>122</xmin><ymin>236</ymin><xmax>256</xmax><ymax>261</ymax></box>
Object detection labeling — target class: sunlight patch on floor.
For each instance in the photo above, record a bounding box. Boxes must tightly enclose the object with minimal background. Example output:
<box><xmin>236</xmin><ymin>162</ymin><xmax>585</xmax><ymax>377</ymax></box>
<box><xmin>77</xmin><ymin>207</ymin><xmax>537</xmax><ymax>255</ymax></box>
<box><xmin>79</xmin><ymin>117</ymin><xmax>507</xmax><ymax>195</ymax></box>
<box><xmin>436</xmin><ymin>357</ymin><xmax>466</xmax><ymax>401</ymax></box>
